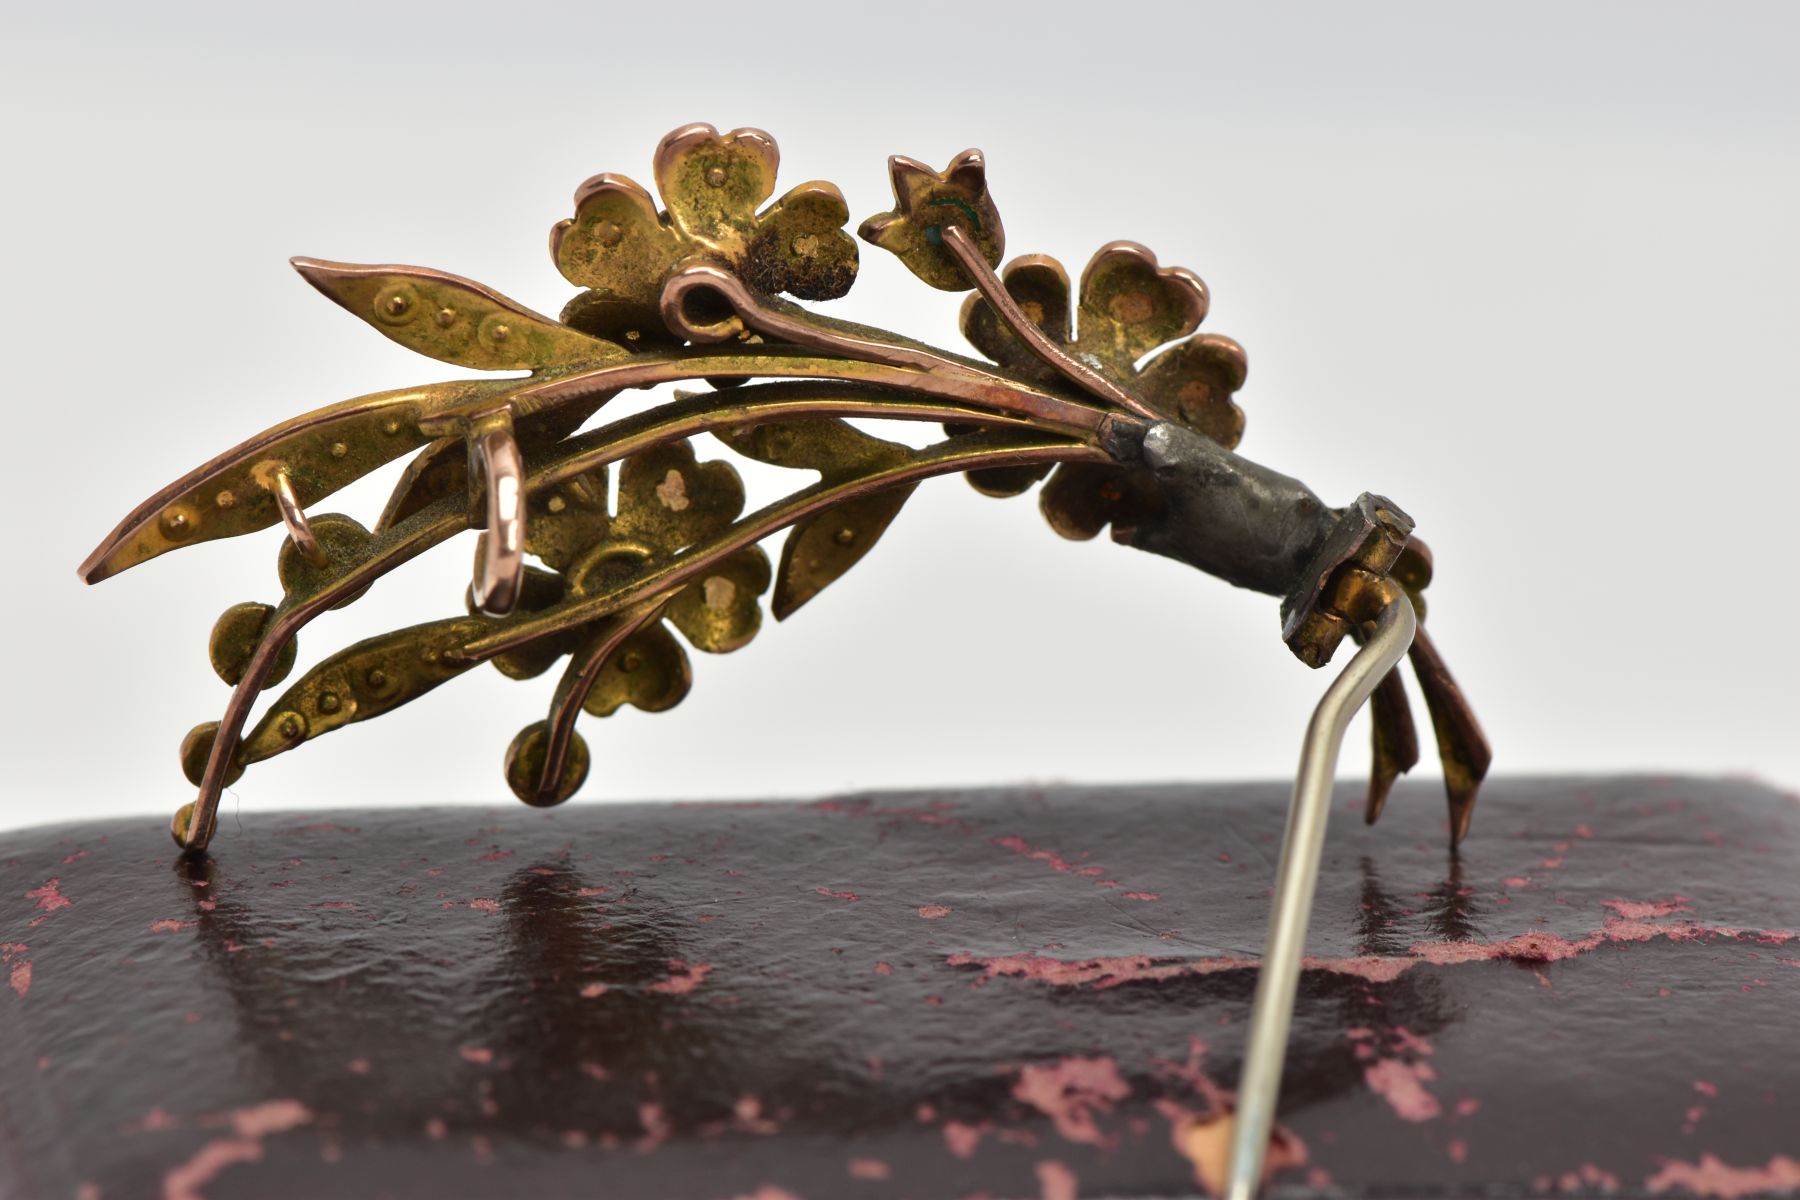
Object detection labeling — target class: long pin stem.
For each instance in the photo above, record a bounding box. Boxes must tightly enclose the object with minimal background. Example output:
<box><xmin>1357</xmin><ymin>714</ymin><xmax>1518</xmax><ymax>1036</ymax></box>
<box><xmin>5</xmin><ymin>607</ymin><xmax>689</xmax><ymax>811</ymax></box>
<box><xmin>1223</xmin><ymin>593</ymin><xmax>1416</xmax><ymax>1200</ymax></box>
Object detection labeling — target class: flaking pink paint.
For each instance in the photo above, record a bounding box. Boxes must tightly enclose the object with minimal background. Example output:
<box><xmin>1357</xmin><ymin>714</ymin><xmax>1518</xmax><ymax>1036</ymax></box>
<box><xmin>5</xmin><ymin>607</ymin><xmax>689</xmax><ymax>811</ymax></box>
<box><xmin>1646</xmin><ymin>1154</ymin><xmax>1800</xmax><ymax>1198</ymax></box>
<box><xmin>1364</xmin><ymin>1059</ymin><xmax>1441</xmax><ymax>1122</ymax></box>
<box><xmin>161</xmin><ymin>1100</ymin><xmax>312</xmax><ymax>1200</ymax></box>
<box><xmin>649</xmin><ymin>960</ymin><xmax>712</xmax><ymax>995</ymax></box>
<box><xmin>1035</xmin><ymin>1159</ymin><xmax>1078</xmax><ymax>1200</ymax></box>
<box><xmin>943</xmin><ymin>1120</ymin><xmax>986</xmax><ymax>1158</ymax></box>
<box><xmin>2</xmin><ymin>944</ymin><xmax>29</xmax><ymax>998</ymax></box>
<box><xmin>25</xmin><ymin>878</ymin><xmax>71</xmax><ymax>912</ymax></box>
<box><xmin>1011</xmin><ymin>1056</ymin><xmax>1131</xmax><ymax>1148</ymax></box>
<box><xmin>1602</xmin><ymin>896</ymin><xmax>1690</xmax><ymax>919</ymax></box>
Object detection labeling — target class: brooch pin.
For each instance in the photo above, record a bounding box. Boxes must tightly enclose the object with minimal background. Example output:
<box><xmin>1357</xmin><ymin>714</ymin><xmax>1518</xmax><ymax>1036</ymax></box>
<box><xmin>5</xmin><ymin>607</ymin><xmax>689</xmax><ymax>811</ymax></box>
<box><xmin>81</xmin><ymin>125</ymin><xmax>1490</xmax><ymax>1197</ymax></box>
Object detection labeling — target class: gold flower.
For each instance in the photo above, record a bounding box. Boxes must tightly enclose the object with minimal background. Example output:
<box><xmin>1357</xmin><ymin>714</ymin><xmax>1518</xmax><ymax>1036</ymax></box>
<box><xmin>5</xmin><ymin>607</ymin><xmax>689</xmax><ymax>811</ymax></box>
<box><xmin>220</xmin><ymin>437</ymin><xmax>771</xmax><ymax>792</ymax></box>
<box><xmin>551</xmin><ymin>123</ymin><xmax>859</xmax><ymax>339</ymax></box>
<box><xmin>956</xmin><ymin>244</ymin><xmax>1249</xmax><ymax>538</ymax></box>
<box><xmin>858</xmin><ymin>148</ymin><xmax>1004</xmax><ymax>290</ymax></box>
<box><xmin>489</xmin><ymin>438</ymin><xmax>771</xmax><ymax>710</ymax></box>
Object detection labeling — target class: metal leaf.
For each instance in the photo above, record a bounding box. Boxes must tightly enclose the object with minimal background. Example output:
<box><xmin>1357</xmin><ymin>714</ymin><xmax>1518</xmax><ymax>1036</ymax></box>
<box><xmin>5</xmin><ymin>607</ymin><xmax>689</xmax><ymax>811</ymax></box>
<box><xmin>238</xmin><ymin>616</ymin><xmax>487</xmax><ymax>766</ymax></box>
<box><xmin>78</xmin><ymin>378</ymin><xmax>517</xmax><ymax>583</ymax></box>
<box><xmin>1365</xmin><ymin>667</ymin><xmax>1421</xmax><ymax>824</ymax></box>
<box><xmin>772</xmin><ymin>487</ymin><xmax>916</xmax><ymax>620</ymax></box>
<box><xmin>292</xmin><ymin>258</ymin><xmax>627</xmax><ymax>372</ymax></box>
<box><xmin>714</xmin><ymin>418</ymin><xmax>916</xmax><ymax>619</ymax></box>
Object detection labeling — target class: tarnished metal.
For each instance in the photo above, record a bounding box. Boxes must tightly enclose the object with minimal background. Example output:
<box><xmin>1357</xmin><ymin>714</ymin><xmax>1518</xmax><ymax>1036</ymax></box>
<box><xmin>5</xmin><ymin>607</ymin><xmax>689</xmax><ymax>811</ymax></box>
<box><xmin>79</xmin><ymin>123</ymin><xmax>1490</xmax><ymax>862</ymax></box>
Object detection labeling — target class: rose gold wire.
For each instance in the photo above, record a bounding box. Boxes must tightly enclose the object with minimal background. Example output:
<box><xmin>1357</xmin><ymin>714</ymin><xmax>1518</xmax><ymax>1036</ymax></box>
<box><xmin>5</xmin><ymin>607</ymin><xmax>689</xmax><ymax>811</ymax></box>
<box><xmin>517</xmin><ymin>350</ymin><xmax>1110</xmax><ymax>442</ymax></box>
<box><xmin>937</xmin><ymin>224</ymin><xmax>1161</xmax><ymax>422</ymax></box>
<box><xmin>468</xmin><ymin>415</ymin><xmax>526</xmax><ymax>617</ymax></box>
<box><xmin>533</xmin><ymin>597</ymin><xmax>673</xmax><ymax>804</ymax></box>
<box><xmin>270</xmin><ymin>468</ymin><xmax>327</xmax><ymax>567</ymax></box>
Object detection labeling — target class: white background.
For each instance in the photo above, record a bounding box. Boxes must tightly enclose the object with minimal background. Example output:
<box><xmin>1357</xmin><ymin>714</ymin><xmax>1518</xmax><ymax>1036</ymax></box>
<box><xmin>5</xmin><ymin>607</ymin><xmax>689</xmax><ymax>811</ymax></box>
<box><xmin>3</xmin><ymin>2</ymin><xmax>1795</xmax><ymax>834</ymax></box>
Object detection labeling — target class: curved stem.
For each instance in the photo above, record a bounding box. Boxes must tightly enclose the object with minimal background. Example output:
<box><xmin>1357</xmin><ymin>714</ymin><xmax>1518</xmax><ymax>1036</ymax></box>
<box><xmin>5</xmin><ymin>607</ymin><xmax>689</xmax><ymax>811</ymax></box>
<box><xmin>457</xmin><ymin>433</ymin><xmax>1111</xmax><ymax>663</ymax></box>
<box><xmin>181</xmin><ymin>502</ymin><xmax>467</xmax><ymax>849</ymax></box>
<box><xmin>662</xmin><ymin>260</ymin><xmax>1042</xmax><ymax>384</ymax></box>
<box><xmin>534</xmin><ymin>598</ymin><xmax>673</xmax><ymax>804</ymax></box>
<box><xmin>515</xmin><ymin>347</ymin><xmax>1115</xmax><ymax>444</ymax></box>
<box><xmin>179</xmin><ymin>392</ymin><xmax>1111</xmax><ymax>850</ymax></box>
<box><xmin>537</xmin><ymin>380</ymin><xmax>1055</xmax><ymax>490</ymax></box>
<box><xmin>939</xmin><ymin>224</ymin><xmax>1161</xmax><ymax>422</ymax></box>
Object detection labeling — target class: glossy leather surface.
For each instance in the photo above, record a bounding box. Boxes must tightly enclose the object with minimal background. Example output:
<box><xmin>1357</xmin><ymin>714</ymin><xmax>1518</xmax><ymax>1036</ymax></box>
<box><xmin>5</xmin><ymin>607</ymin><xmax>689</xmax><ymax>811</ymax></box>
<box><xmin>3</xmin><ymin>777</ymin><xmax>1795</xmax><ymax>1198</ymax></box>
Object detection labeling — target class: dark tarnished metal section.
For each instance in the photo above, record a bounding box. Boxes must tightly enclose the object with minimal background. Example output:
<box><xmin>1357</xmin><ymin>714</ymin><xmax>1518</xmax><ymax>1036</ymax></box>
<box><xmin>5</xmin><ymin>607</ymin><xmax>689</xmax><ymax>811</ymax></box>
<box><xmin>1118</xmin><ymin>421</ymin><xmax>1341</xmax><ymax>597</ymax></box>
<box><xmin>1280</xmin><ymin>493</ymin><xmax>1415</xmax><ymax>669</ymax></box>
<box><xmin>79</xmin><ymin>124</ymin><xmax>1490</xmax><ymax>851</ymax></box>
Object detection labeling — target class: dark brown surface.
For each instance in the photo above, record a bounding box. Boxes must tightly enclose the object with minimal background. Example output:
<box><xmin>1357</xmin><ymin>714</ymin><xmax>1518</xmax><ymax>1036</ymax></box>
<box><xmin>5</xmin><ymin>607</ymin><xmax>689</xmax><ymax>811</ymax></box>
<box><xmin>3</xmin><ymin>777</ymin><xmax>1797</xmax><ymax>1199</ymax></box>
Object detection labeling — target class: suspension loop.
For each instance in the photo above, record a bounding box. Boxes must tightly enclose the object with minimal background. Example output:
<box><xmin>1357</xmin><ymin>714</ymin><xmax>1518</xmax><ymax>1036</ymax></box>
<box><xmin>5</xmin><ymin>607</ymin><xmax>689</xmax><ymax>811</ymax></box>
<box><xmin>468</xmin><ymin>411</ymin><xmax>526</xmax><ymax>617</ymax></box>
<box><xmin>1223</xmin><ymin>590</ymin><xmax>1417</xmax><ymax>1200</ymax></box>
<box><xmin>270</xmin><ymin>468</ymin><xmax>327</xmax><ymax>567</ymax></box>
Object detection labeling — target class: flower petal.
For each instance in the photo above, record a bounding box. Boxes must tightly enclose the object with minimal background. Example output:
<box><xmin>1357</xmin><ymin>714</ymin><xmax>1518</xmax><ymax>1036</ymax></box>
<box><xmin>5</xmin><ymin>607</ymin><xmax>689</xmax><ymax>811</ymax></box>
<box><xmin>858</xmin><ymin>149</ymin><xmax>1004</xmax><ymax>291</ymax></box>
<box><xmin>581</xmin><ymin>621</ymin><xmax>693</xmax><ymax>717</ymax></box>
<box><xmin>208</xmin><ymin>601</ymin><xmax>297</xmax><ymax>688</ymax></box>
<box><xmin>888</xmin><ymin>153</ymin><xmax>939</xmax><ymax>207</ymax></box>
<box><xmin>958</xmin><ymin>254</ymin><xmax>1072</xmax><ymax>379</ymax></box>
<box><xmin>1075</xmin><ymin>241</ymin><xmax>1209</xmax><ymax>367</ymax></box>
<box><xmin>1037</xmin><ymin>462</ymin><xmax>1163</xmax><ymax>541</ymax></box>
<box><xmin>611</xmin><ymin>439</ymin><xmax>747</xmax><ymax>552</ymax></box>
<box><xmin>964</xmin><ymin>460</ymin><xmax>1055</xmax><ymax>498</ymax></box>
<box><xmin>551</xmin><ymin>172</ymin><xmax>679</xmax><ymax>303</ymax></box>
<box><xmin>653</xmin><ymin>124</ymin><xmax>780</xmax><ymax>251</ymax></box>
<box><xmin>1133</xmin><ymin>333</ymin><xmax>1249</xmax><ymax>449</ymax></box>
<box><xmin>942</xmin><ymin>422</ymin><xmax>1055</xmax><ymax>497</ymax></box>
<box><xmin>526</xmin><ymin>469</ymin><xmax>613</xmax><ymax>573</ymax></box>
<box><xmin>746</xmin><ymin>181</ymin><xmax>859</xmax><ymax>300</ymax></box>
<box><xmin>667</xmin><ymin>546</ymin><xmax>771</xmax><ymax>653</ymax></box>
<box><xmin>481</xmin><ymin>567</ymin><xmax>581</xmax><ymax>681</ymax></box>
<box><xmin>557</xmin><ymin>291</ymin><xmax>684</xmax><ymax>350</ymax></box>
